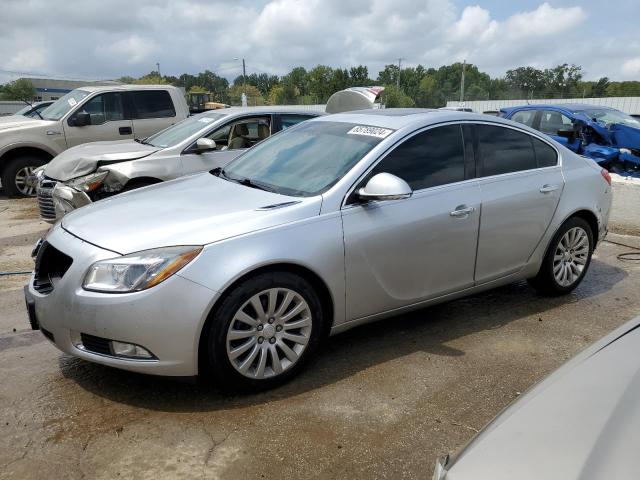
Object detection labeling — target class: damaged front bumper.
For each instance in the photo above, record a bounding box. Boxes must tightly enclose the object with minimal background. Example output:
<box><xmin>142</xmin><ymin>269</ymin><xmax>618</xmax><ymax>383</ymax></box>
<box><xmin>37</xmin><ymin>179</ymin><xmax>92</xmax><ymax>223</ymax></box>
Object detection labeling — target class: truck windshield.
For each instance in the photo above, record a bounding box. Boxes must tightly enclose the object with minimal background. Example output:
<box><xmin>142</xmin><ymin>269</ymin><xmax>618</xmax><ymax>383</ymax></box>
<box><xmin>221</xmin><ymin>121</ymin><xmax>390</xmax><ymax>197</ymax></box>
<box><xmin>40</xmin><ymin>90</ymin><xmax>90</xmax><ymax>121</ymax></box>
<box><xmin>145</xmin><ymin>113</ymin><xmax>226</xmax><ymax>148</ymax></box>
<box><xmin>583</xmin><ymin>109</ymin><xmax>640</xmax><ymax>129</ymax></box>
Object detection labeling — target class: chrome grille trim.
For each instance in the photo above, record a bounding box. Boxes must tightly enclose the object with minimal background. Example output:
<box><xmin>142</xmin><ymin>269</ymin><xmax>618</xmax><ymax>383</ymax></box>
<box><xmin>37</xmin><ymin>178</ymin><xmax>57</xmax><ymax>221</ymax></box>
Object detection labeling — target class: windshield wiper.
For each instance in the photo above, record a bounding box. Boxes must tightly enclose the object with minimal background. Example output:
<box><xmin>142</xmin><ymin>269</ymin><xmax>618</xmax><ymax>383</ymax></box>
<box><xmin>211</xmin><ymin>168</ymin><xmax>274</xmax><ymax>192</ymax></box>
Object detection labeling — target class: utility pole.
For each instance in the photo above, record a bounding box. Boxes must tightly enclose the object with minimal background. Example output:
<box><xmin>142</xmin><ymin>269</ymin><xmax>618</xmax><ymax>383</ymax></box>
<box><xmin>156</xmin><ymin>62</ymin><xmax>160</xmax><ymax>77</ymax></box>
<box><xmin>396</xmin><ymin>58</ymin><xmax>403</xmax><ymax>89</ymax></box>
<box><xmin>459</xmin><ymin>60</ymin><xmax>466</xmax><ymax>104</ymax></box>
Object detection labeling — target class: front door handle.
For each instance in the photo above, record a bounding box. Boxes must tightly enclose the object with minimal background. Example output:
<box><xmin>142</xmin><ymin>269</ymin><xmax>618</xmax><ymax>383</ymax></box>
<box><xmin>450</xmin><ymin>205</ymin><xmax>475</xmax><ymax>218</ymax></box>
<box><xmin>539</xmin><ymin>184</ymin><xmax>559</xmax><ymax>193</ymax></box>
<box><xmin>119</xmin><ymin>126</ymin><xmax>133</xmax><ymax>135</ymax></box>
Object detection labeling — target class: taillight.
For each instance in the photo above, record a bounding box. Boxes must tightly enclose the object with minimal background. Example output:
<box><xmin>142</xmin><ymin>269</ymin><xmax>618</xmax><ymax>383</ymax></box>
<box><xmin>600</xmin><ymin>169</ymin><xmax>612</xmax><ymax>186</ymax></box>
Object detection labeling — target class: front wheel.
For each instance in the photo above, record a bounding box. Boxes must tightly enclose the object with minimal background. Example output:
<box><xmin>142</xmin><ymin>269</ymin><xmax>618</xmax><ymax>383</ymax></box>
<box><xmin>528</xmin><ymin>217</ymin><xmax>594</xmax><ymax>296</ymax></box>
<box><xmin>1</xmin><ymin>156</ymin><xmax>47</xmax><ymax>197</ymax></box>
<box><xmin>206</xmin><ymin>272</ymin><xmax>325</xmax><ymax>392</ymax></box>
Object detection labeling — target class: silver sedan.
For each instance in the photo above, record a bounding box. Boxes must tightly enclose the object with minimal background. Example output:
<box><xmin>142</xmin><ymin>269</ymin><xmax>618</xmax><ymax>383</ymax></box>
<box><xmin>25</xmin><ymin>109</ymin><xmax>612</xmax><ymax>391</ymax></box>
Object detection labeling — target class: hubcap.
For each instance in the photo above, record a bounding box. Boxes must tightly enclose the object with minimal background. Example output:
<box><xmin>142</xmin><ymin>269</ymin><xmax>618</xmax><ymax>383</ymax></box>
<box><xmin>553</xmin><ymin>227</ymin><xmax>589</xmax><ymax>287</ymax></box>
<box><xmin>226</xmin><ymin>288</ymin><xmax>312</xmax><ymax>379</ymax></box>
<box><xmin>15</xmin><ymin>166</ymin><xmax>37</xmax><ymax>196</ymax></box>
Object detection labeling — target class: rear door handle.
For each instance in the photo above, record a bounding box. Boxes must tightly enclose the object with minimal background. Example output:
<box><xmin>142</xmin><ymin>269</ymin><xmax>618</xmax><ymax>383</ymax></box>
<box><xmin>539</xmin><ymin>184</ymin><xmax>559</xmax><ymax>193</ymax></box>
<box><xmin>450</xmin><ymin>205</ymin><xmax>475</xmax><ymax>218</ymax></box>
<box><xmin>119</xmin><ymin>126</ymin><xmax>132</xmax><ymax>135</ymax></box>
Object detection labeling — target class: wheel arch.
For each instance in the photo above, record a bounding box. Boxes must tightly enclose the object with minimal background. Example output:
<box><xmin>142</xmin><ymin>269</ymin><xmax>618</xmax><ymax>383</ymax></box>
<box><xmin>122</xmin><ymin>176</ymin><xmax>163</xmax><ymax>189</ymax></box>
<box><xmin>0</xmin><ymin>146</ymin><xmax>54</xmax><ymax>175</ymax></box>
<box><xmin>196</xmin><ymin>261</ymin><xmax>335</xmax><ymax>376</ymax></box>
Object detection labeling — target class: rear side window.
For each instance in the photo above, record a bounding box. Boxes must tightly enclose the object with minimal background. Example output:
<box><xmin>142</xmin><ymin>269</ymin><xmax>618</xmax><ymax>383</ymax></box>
<box><xmin>131</xmin><ymin>91</ymin><xmax>176</xmax><ymax>119</ymax></box>
<box><xmin>510</xmin><ymin>110</ymin><xmax>536</xmax><ymax>127</ymax></box>
<box><xmin>280</xmin><ymin>114</ymin><xmax>314</xmax><ymax>130</ymax></box>
<box><xmin>370</xmin><ymin>124</ymin><xmax>465</xmax><ymax>190</ymax></box>
<box><xmin>533</xmin><ymin>137</ymin><xmax>558</xmax><ymax>167</ymax></box>
<box><xmin>477</xmin><ymin>124</ymin><xmax>536</xmax><ymax>176</ymax></box>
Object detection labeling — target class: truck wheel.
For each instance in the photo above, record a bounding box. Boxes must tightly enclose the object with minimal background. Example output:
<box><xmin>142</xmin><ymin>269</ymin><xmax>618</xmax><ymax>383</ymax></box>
<box><xmin>1</xmin><ymin>157</ymin><xmax>47</xmax><ymax>197</ymax></box>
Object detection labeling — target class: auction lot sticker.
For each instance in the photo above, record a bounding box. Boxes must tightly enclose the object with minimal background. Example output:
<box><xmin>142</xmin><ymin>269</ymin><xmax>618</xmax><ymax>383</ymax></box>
<box><xmin>347</xmin><ymin>125</ymin><xmax>394</xmax><ymax>138</ymax></box>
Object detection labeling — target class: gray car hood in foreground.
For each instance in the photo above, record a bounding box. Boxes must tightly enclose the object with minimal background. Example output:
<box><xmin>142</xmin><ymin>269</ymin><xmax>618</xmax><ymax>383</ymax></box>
<box><xmin>445</xmin><ymin>317</ymin><xmax>640</xmax><ymax>480</ymax></box>
<box><xmin>61</xmin><ymin>173</ymin><xmax>320</xmax><ymax>254</ymax></box>
<box><xmin>45</xmin><ymin>140</ymin><xmax>159</xmax><ymax>181</ymax></box>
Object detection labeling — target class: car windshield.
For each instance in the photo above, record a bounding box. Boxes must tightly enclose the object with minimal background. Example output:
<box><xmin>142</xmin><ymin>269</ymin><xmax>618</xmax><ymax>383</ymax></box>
<box><xmin>221</xmin><ymin>121</ymin><xmax>391</xmax><ymax>197</ymax></box>
<box><xmin>145</xmin><ymin>113</ymin><xmax>226</xmax><ymax>148</ymax></box>
<box><xmin>14</xmin><ymin>105</ymin><xmax>32</xmax><ymax>116</ymax></box>
<box><xmin>583</xmin><ymin>109</ymin><xmax>640</xmax><ymax>128</ymax></box>
<box><xmin>40</xmin><ymin>89</ymin><xmax>90</xmax><ymax>121</ymax></box>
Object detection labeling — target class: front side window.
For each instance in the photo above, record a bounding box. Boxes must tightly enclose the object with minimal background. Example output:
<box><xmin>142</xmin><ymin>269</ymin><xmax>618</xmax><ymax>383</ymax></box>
<box><xmin>222</xmin><ymin>121</ymin><xmax>387</xmax><ymax>196</ymax></box>
<box><xmin>145</xmin><ymin>113</ymin><xmax>226</xmax><ymax>148</ymax></box>
<box><xmin>511</xmin><ymin>110</ymin><xmax>536</xmax><ymax>128</ymax></box>
<box><xmin>78</xmin><ymin>93</ymin><xmax>125</xmax><ymax>125</ymax></box>
<box><xmin>477</xmin><ymin>124</ymin><xmax>537</xmax><ymax>176</ymax></box>
<box><xmin>131</xmin><ymin>90</ymin><xmax>176</xmax><ymax>119</ymax></box>
<box><xmin>40</xmin><ymin>89</ymin><xmax>90</xmax><ymax>121</ymax></box>
<box><xmin>369</xmin><ymin>124</ymin><xmax>465</xmax><ymax>190</ymax></box>
<box><xmin>220</xmin><ymin>117</ymin><xmax>271</xmax><ymax>150</ymax></box>
<box><xmin>539</xmin><ymin>110</ymin><xmax>573</xmax><ymax>135</ymax></box>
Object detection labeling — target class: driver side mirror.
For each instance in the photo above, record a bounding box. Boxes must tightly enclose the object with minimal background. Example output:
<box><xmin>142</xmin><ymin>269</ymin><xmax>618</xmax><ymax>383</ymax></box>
<box><xmin>556</xmin><ymin>128</ymin><xmax>576</xmax><ymax>143</ymax></box>
<box><xmin>196</xmin><ymin>137</ymin><xmax>216</xmax><ymax>153</ymax></box>
<box><xmin>70</xmin><ymin>111</ymin><xmax>91</xmax><ymax>127</ymax></box>
<box><xmin>357</xmin><ymin>173</ymin><xmax>412</xmax><ymax>202</ymax></box>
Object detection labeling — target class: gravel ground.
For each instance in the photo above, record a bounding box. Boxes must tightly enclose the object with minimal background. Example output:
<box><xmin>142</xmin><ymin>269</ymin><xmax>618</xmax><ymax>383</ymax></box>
<box><xmin>1</xmin><ymin>190</ymin><xmax>639</xmax><ymax>480</ymax></box>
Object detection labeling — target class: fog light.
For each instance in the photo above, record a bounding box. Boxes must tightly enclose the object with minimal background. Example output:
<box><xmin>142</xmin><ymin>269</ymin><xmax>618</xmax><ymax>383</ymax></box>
<box><xmin>110</xmin><ymin>340</ymin><xmax>154</xmax><ymax>359</ymax></box>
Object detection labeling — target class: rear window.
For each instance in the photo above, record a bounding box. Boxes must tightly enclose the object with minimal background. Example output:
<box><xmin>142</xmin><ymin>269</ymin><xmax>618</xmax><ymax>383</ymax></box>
<box><xmin>131</xmin><ymin>90</ymin><xmax>176</xmax><ymax>119</ymax></box>
<box><xmin>477</xmin><ymin>124</ymin><xmax>537</xmax><ymax>176</ymax></box>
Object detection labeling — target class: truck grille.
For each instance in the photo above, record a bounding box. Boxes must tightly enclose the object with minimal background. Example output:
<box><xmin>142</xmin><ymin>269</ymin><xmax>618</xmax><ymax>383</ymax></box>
<box><xmin>33</xmin><ymin>241</ymin><xmax>73</xmax><ymax>294</ymax></box>
<box><xmin>37</xmin><ymin>178</ymin><xmax>57</xmax><ymax>221</ymax></box>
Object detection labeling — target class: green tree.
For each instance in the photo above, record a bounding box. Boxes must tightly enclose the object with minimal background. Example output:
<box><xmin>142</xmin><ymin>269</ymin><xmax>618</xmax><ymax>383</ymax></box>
<box><xmin>268</xmin><ymin>83</ymin><xmax>300</xmax><ymax>105</ymax></box>
<box><xmin>228</xmin><ymin>84</ymin><xmax>264</xmax><ymax>106</ymax></box>
<box><xmin>349</xmin><ymin>66</ymin><xmax>370</xmax><ymax>86</ymax></box>
<box><xmin>134</xmin><ymin>72</ymin><xmax>169</xmax><ymax>85</ymax></box>
<box><xmin>1</xmin><ymin>79</ymin><xmax>36</xmax><ymax>101</ymax></box>
<box><xmin>306</xmin><ymin>65</ymin><xmax>334</xmax><ymax>103</ymax></box>
<box><xmin>380</xmin><ymin>85</ymin><xmax>415</xmax><ymax>108</ymax></box>
<box><xmin>282</xmin><ymin>67</ymin><xmax>308</xmax><ymax>96</ymax></box>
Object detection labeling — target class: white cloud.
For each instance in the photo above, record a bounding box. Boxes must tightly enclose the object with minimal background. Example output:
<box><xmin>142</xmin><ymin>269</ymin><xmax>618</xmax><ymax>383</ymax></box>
<box><xmin>0</xmin><ymin>0</ymin><xmax>634</xmax><ymax>84</ymax></box>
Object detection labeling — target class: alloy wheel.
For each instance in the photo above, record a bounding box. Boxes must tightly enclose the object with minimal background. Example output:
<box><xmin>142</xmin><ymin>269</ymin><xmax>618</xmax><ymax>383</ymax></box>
<box><xmin>226</xmin><ymin>288</ymin><xmax>312</xmax><ymax>379</ymax></box>
<box><xmin>553</xmin><ymin>226</ymin><xmax>589</xmax><ymax>287</ymax></box>
<box><xmin>15</xmin><ymin>166</ymin><xmax>37</xmax><ymax>196</ymax></box>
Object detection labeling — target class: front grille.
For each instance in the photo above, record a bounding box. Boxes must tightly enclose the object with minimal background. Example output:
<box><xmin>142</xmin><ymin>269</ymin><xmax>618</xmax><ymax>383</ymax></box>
<box><xmin>37</xmin><ymin>178</ymin><xmax>57</xmax><ymax>221</ymax></box>
<box><xmin>80</xmin><ymin>333</ymin><xmax>111</xmax><ymax>356</ymax></box>
<box><xmin>33</xmin><ymin>241</ymin><xmax>73</xmax><ymax>294</ymax></box>
<box><xmin>41</xmin><ymin>327</ymin><xmax>55</xmax><ymax>343</ymax></box>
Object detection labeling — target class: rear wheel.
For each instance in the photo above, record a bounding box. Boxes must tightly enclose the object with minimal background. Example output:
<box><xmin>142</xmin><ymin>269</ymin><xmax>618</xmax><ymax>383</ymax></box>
<box><xmin>206</xmin><ymin>272</ymin><xmax>324</xmax><ymax>392</ymax></box>
<box><xmin>2</xmin><ymin>156</ymin><xmax>47</xmax><ymax>197</ymax></box>
<box><xmin>528</xmin><ymin>217</ymin><xmax>594</xmax><ymax>296</ymax></box>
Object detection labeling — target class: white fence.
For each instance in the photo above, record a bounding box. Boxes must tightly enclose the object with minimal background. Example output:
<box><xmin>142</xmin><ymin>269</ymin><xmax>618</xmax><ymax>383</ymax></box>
<box><xmin>0</xmin><ymin>101</ymin><xmax>26</xmax><ymax>116</ymax></box>
<box><xmin>446</xmin><ymin>97</ymin><xmax>640</xmax><ymax>115</ymax></box>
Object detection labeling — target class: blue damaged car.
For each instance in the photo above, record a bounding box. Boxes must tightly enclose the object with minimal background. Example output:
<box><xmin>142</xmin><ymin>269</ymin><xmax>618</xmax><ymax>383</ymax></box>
<box><xmin>502</xmin><ymin>104</ymin><xmax>640</xmax><ymax>177</ymax></box>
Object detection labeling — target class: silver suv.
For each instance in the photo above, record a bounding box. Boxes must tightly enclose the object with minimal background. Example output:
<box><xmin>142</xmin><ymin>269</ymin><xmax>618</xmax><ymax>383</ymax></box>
<box><xmin>0</xmin><ymin>84</ymin><xmax>189</xmax><ymax>196</ymax></box>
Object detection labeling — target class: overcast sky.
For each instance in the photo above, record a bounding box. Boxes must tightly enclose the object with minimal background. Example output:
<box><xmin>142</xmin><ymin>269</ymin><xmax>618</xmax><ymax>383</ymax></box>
<box><xmin>1</xmin><ymin>0</ymin><xmax>639</xmax><ymax>84</ymax></box>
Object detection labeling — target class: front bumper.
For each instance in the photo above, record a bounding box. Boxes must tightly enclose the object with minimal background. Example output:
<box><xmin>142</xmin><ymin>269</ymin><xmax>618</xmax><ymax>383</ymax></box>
<box><xmin>27</xmin><ymin>226</ymin><xmax>217</xmax><ymax>376</ymax></box>
<box><xmin>37</xmin><ymin>179</ymin><xmax>92</xmax><ymax>223</ymax></box>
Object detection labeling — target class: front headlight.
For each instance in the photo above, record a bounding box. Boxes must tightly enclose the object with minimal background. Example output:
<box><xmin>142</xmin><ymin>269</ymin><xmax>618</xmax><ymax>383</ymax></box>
<box><xmin>68</xmin><ymin>170</ymin><xmax>109</xmax><ymax>192</ymax></box>
<box><xmin>83</xmin><ymin>246</ymin><xmax>202</xmax><ymax>293</ymax></box>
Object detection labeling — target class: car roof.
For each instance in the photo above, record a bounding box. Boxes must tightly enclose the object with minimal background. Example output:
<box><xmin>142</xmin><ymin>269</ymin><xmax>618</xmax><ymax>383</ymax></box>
<box><xmin>77</xmin><ymin>84</ymin><xmax>181</xmax><ymax>93</ymax></box>
<box><xmin>198</xmin><ymin>106</ymin><xmax>326</xmax><ymax>117</ymax></box>
<box><xmin>502</xmin><ymin>103</ymin><xmax>617</xmax><ymax>115</ymax></box>
<box><xmin>313</xmin><ymin>108</ymin><xmax>524</xmax><ymax>130</ymax></box>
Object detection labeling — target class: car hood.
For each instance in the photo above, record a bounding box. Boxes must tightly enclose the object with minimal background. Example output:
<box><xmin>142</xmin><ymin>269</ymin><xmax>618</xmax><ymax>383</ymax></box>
<box><xmin>446</xmin><ymin>318</ymin><xmax>640</xmax><ymax>480</ymax></box>
<box><xmin>609</xmin><ymin>123</ymin><xmax>640</xmax><ymax>150</ymax></box>
<box><xmin>45</xmin><ymin>140</ymin><xmax>159</xmax><ymax>181</ymax></box>
<box><xmin>61</xmin><ymin>173</ymin><xmax>321</xmax><ymax>254</ymax></box>
<box><xmin>0</xmin><ymin>115</ymin><xmax>54</xmax><ymax>132</ymax></box>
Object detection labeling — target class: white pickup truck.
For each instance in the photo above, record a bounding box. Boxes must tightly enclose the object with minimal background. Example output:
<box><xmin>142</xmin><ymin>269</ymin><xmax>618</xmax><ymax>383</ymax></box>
<box><xmin>0</xmin><ymin>84</ymin><xmax>189</xmax><ymax>196</ymax></box>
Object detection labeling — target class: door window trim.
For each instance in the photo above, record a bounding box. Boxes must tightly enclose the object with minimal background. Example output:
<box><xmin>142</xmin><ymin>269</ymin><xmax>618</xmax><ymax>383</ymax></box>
<box><xmin>66</xmin><ymin>92</ymin><xmax>129</xmax><ymax>127</ymax></box>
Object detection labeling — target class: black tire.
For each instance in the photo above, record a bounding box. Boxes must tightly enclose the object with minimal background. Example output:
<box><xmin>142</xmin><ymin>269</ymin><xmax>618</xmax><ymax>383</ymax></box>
<box><xmin>528</xmin><ymin>216</ymin><xmax>594</xmax><ymax>296</ymax></box>
<box><xmin>1</xmin><ymin>156</ymin><xmax>47</xmax><ymax>197</ymax></box>
<box><xmin>205</xmin><ymin>272</ymin><xmax>325</xmax><ymax>392</ymax></box>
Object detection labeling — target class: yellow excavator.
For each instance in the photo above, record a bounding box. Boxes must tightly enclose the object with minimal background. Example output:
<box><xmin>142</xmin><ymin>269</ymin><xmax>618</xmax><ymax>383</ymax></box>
<box><xmin>186</xmin><ymin>91</ymin><xmax>229</xmax><ymax>114</ymax></box>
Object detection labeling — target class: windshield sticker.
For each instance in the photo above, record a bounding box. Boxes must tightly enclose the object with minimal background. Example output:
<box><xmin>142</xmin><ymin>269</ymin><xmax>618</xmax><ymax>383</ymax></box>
<box><xmin>67</xmin><ymin>98</ymin><xmax>77</xmax><ymax>107</ymax></box>
<box><xmin>347</xmin><ymin>125</ymin><xmax>393</xmax><ymax>138</ymax></box>
<box><xmin>198</xmin><ymin>117</ymin><xmax>214</xmax><ymax>123</ymax></box>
